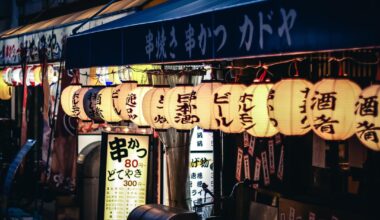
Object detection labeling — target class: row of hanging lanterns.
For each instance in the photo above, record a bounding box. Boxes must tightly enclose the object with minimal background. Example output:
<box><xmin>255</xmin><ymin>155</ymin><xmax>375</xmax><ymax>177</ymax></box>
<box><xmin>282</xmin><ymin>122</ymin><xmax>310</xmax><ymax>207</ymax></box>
<box><xmin>61</xmin><ymin>78</ymin><xmax>380</xmax><ymax>151</ymax></box>
<box><xmin>0</xmin><ymin>65</ymin><xmax>59</xmax><ymax>87</ymax></box>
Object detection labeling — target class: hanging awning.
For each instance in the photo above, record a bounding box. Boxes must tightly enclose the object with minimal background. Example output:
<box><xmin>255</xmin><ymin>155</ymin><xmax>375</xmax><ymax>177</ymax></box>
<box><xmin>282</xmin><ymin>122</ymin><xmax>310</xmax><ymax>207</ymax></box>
<box><xmin>65</xmin><ymin>0</ymin><xmax>380</xmax><ymax>69</ymax></box>
<box><xmin>0</xmin><ymin>0</ymin><xmax>151</xmax><ymax>65</ymax></box>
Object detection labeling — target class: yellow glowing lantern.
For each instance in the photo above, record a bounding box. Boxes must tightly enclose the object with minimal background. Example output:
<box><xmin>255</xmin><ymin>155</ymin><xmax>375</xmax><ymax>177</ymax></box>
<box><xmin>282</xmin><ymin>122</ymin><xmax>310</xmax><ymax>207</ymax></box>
<box><xmin>2</xmin><ymin>67</ymin><xmax>13</xmax><ymax>86</ymax></box>
<box><xmin>11</xmin><ymin>67</ymin><xmax>23</xmax><ymax>86</ymax></box>
<box><xmin>193</xmin><ymin>81</ymin><xmax>222</xmax><ymax>130</ymax></box>
<box><xmin>267</xmin><ymin>78</ymin><xmax>314</xmax><ymax>136</ymax></box>
<box><xmin>239</xmin><ymin>82</ymin><xmax>278</xmax><ymax>137</ymax></box>
<box><xmin>72</xmin><ymin>87</ymin><xmax>91</xmax><ymax>121</ymax></box>
<box><xmin>308</xmin><ymin>78</ymin><xmax>361</xmax><ymax>140</ymax></box>
<box><xmin>112</xmin><ymin>81</ymin><xmax>138</xmax><ymax>121</ymax></box>
<box><xmin>126</xmin><ymin>85</ymin><xmax>152</xmax><ymax>127</ymax></box>
<box><xmin>0</xmin><ymin>72</ymin><xmax>12</xmax><ymax>100</ymax></box>
<box><xmin>61</xmin><ymin>84</ymin><xmax>81</xmax><ymax>117</ymax></box>
<box><xmin>47</xmin><ymin>65</ymin><xmax>58</xmax><ymax>85</ymax></box>
<box><xmin>96</xmin><ymin>87</ymin><xmax>122</xmax><ymax>123</ymax></box>
<box><xmin>212</xmin><ymin>83</ymin><xmax>246</xmax><ymax>133</ymax></box>
<box><xmin>163</xmin><ymin>85</ymin><xmax>199</xmax><ymax>130</ymax></box>
<box><xmin>355</xmin><ymin>85</ymin><xmax>380</xmax><ymax>151</ymax></box>
<box><xmin>142</xmin><ymin>86</ymin><xmax>171</xmax><ymax>130</ymax></box>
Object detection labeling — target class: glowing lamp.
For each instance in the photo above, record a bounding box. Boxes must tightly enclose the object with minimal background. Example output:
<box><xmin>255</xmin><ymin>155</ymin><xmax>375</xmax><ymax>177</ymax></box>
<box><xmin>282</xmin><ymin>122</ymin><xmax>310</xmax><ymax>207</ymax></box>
<box><xmin>96</xmin><ymin>87</ymin><xmax>122</xmax><ymax>123</ymax></box>
<box><xmin>142</xmin><ymin>86</ymin><xmax>171</xmax><ymax>130</ymax></box>
<box><xmin>126</xmin><ymin>85</ymin><xmax>152</xmax><ymax>127</ymax></box>
<box><xmin>72</xmin><ymin>87</ymin><xmax>91</xmax><ymax>121</ymax></box>
<box><xmin>26</xmin><ymin>66</ymin><xmax>42</xmax><ymax>86</ymax></box>
<box><xmin>0</xmin><ymin>72</ymin><xmax>11</xmax><ymax>100</ymax></box>
<box><xmin>239</xmin><ymin>82</ymin><xmax>278</xmax><ymax>137</ymax></box>
<box><xmin>193</xmin><ymin>81</ymin><xmax>222</xmax><ymax>130</ymax></box>
<box><xmin>47</xmin><ymin>65</ymin><xmax>58</xmax><ymax>85</ymax></box>
<box><xmin>11</xmin><ymin>67</ymin><xmax>23</xmax><ymax>86</ymax></box>
<box><xmin>61</xmin><ymin>84</ymin><xmax>81</xmax><ymax>117</ymax></box>
<box><xmin>212</xmin><ymin>83</ymin><xmax>246</xmax><ymax>133</ymax></box>
<box><xmin>83</xmin><ymin>87</ymin><xmax>104</xmax><ymax>122</ymax></box>
<box><xmin>355</xmin><ymin>85</ymin><xmax>380</xmax><ymax>151</ymax></box>
<box><xmin>112</xmin><ymin>81</ymin><xmax>138</xmax><ymax>121</ymax></box>
<box><xmin>308</xmin><ymin>78</ymin><xmax>361</xmax><ymax>140</ymax></box>
<box><xmin>2</xmin><ymin>67</ymin><xmax>13</xmax><ymax>86</ymax></box>
<box><xmin>267</xmin><ymin>78</ymin><xmax>314</xmax><ymax>136</ymax></box>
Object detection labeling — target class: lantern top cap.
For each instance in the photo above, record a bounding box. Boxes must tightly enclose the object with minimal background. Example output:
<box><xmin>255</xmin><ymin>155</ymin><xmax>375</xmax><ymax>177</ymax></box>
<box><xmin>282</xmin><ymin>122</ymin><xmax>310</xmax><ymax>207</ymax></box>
<box><xmin>153</xmin><ymin>85</ymin><xmax>170</xmax><ymax>88</ymax></box>
<box><xmin>137</xmin><ymin>84</ymin><xmax>153</xmax><ymax>87</ymax></box>
<box><xmin>200</xmin><ymin>80</ymin><xmax>223</xmax><ymax>83</ymax></box>
<box><xmin>120</xmin><ymin>80</ymin><xmax>138</xmax><ymax>83</ymax></box>
<box><xmin>67</xmin><ymin>83</ymin><xmax>82</xmax><ymax>86</ymax></box>
<box><xmin>175</xmin><ymin>83</ymin><xmax>194</xmax><ymax>86</ymax></box>
<box><xmin>221</xmin><ymin>82</ymin><xmax>244</xmax><ymax>85</ymax></box>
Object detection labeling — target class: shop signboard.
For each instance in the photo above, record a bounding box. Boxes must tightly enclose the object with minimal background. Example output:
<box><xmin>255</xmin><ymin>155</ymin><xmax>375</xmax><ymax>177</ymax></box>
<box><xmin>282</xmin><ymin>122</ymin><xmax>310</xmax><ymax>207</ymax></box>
<box><xmin>98</xmin><ymin>132</ymin><xmax>151</xmax><ymax>220</ymax></box>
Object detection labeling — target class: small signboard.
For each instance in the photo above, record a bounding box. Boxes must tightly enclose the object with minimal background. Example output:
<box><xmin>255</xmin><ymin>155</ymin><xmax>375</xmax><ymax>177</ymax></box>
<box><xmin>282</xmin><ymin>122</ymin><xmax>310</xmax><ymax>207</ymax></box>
<box><xmin>98</xmin><ymin>132</ymin><xmax>151</xmax><ymax>220</ymax></box>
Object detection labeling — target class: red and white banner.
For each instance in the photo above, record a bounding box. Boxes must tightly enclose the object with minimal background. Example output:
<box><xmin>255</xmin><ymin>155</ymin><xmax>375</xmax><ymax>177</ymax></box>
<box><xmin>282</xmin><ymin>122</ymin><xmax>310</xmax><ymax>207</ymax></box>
<box><xmin>236</xmin><ymin>147</ymin><xmax>243</xmax><ymax>181</ymax></box>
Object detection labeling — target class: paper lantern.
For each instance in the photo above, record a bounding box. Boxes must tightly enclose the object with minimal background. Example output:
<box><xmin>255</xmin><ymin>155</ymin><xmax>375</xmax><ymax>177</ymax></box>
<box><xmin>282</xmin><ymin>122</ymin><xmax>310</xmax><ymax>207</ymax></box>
<box><xmin>61</xmin><ymin>84</ymin><xmax>81</xmax><ymax>117</ymax></box>
<box><xmin>83</xmin><ymin>87</ymin><xmax>104</xmax><ymax>122</ymax></box>
<box><xmin>126</xmin><ymin>85</ymin><xmax>152</xmax><ymax>127</ymax></box>
<box><xmin>355</xmin><ymin>85</ymin><xmax>380</xmax><ymax>151</ymax></box>
<box><xmin>112</xmin><ymin>81</ymin><xmax>138</xmax><ymax>120</ymax></box>
<box><xmin>239</xmin><ymin>82</ymin><xmax>278</xmax><ymax>137</ymax></box>
<box><xmin>267</xmin><ymin>78</ymin><xmax>314</xmax><ymax>136</ymax></box>
<box><xmin>72</xmin><ymin>87</ymin><xmax>91</xmax><ymax>121</ymax></box>
<box><xmin>0</xmin><ymin>72</ymin><xmax>12</xmax><ymax>100</ymax></box>
<box><xmin>2</xmin><ymin>67</ymin><xmax>13</xmax><ymax>86</ymax></box>
<box><xmin>163</xmin><ymin>84</ymin><xmax>200</xmax><ymax>130</ymax></box>
<box><xmin>11</xmin><ymin>67</ymin><xmax>23</xmax><ymax>86</ymax></box>
<box><xmin>26</xmin><ymin>66</ymin><xmax>42</xmax><ymax>86</ymax></box>
<box><xmin>142</xmin><ymin>85</ymin><xmax>171</xmax><ymax>130</ymax></box>
<box><xmin>308</xmin><ymin>78</ymin><xmax>361</xmax><ymax>140</ymax></box>
<box><xmin>96</xmin><ymin>87</ymin><xmax>122</xmax><ymax>123</ymax></box>
<box><xmin>193</xmin><ymin>81</ymin><xmax>222</xmax><ymax>130</ymax></box>
<box><xmin>47</xmin><ymin>65</ymin><xmax>58</xmax><ymax>85</ymax></box>
<box><xmin>213</xmin><ymin>83</ymin><xmax>246</xmax><ymax>133</ymax></box>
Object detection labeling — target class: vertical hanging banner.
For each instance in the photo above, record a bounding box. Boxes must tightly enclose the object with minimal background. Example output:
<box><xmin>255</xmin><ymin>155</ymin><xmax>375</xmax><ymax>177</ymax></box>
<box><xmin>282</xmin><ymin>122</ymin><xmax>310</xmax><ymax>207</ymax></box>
<box><xmin>236</xmin><ymin>148</ymin><xmax>243</xmax><ymax>181</ymax></box>
<box><xmin>253</xmin><ymin>158</ymin><xmax>261</xmax><ymax>189</ymax></box>
<box><xmin>248</xmin><ymin>137</ymin><xmax>255</xmax><ymax>157</ymax></box>
<box><xmin>261</xmin><ymin>151</ymin><xmax>270</xmax><ymax>186</ymax></box>
<box><xmin>268</xmin><ymin>140</ymin><xmax>275</xmax><ymax>174</ymax></box>
<box><xmin>98</xmin><ymin>133</ymin><xmax>151</xmax><ymax>220</ymax></box>
<box><xmin>243</xmin><ymin>155</ymin><xmax>251</xmax><ymax>179</ymax></box>
<box><xmin>277</xmin><ymin>145</ymin><xmax>285</xmax><ymax>181</ymax></box>
<box><xmin>243</xmin><ymin>133</ymin><xmax>250</xmax><ymax>147</ymax></box>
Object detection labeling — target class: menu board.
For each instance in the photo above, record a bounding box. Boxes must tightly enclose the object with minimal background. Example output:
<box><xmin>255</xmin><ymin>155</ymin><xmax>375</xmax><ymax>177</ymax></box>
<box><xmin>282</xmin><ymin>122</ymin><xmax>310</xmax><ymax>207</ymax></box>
<box><xmin>98</xmin><ymin>133</ymin><xmax>150</xmax><ymax>220</ymax></box>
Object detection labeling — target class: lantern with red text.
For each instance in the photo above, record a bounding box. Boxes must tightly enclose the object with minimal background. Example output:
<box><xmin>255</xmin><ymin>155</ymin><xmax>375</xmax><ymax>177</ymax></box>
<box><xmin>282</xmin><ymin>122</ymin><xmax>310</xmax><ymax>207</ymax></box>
<box><xmin>355</xmin><ymin>85</ymin><xmax>380</xmax><ymax>151</ymax></box>
<box><xmin>164</xmin><ymin>85</ymin><xmax>199</xmax><ymax>130</ymax></box>
<box><xmin>2</xmin><ymin>67</ymin><xmax>13</xmax><ymax>86</ymax></box>
<box><xmin>142</xmin><ymin>86</ymin><xmax>171</xmax><ymax>130</ymax></box>
<box><xmin>193</xmin><ymin>81</ymin><xmax>222</xmax><ymax>130</ymax></box>
<box><xmin>11</xmin><ymin>67</ymin><xmax>23</xmax><ymax>86</ymax></box>
<box><xmin>308</xmin><ymin>79</ymin><xmax>361</xmax><ymax>140</ymax></box>
<box><xmin>61</xmin><ymin>84</ymin><xmax>81</xmax><ymax>117</ymax></box>
<box><xmin>72</xmin><ymin>87</ymin><xmax>91</xmax><ymax>121</ymax></box>
<box><xmin>96</xmin><ymin>87</ymin><xmax>122</xmax><ymax>123</ymax></box>
<box><xmin>267</xmin><ymin>79</ymin><xmax>314</xmax><ymax>136</ymax></box>
<box><xmin>26</xmin><ymin>66</ymin><xmax>42</xmax><ymax>86</ymax></box>
<box><xmin>126</xmin><ymin>85</ymin><xmax>152</xmax><ymax>127</ymax></box>
<box><xmin>112</xmin><ymin>81</ymin><xmax>138</xmax><ymax>121</ymax></box>
<box><xmin>83</xmin><ymin>87</ymin><xmax>104</xmax><ymax>122</ymax></box>
<box><xmin>239</xmin><ymin>82</ymin><xmax>278</xmax><ymax>137</ymax></box>
<box><xmin>213</xmin><ymin>84</ymin><xmax>246</xmax><ymax>133</ymax></box>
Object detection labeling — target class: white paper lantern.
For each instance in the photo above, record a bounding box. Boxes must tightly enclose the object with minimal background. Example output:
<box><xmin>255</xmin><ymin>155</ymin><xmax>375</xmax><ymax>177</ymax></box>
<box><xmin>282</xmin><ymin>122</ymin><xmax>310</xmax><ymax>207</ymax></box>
<box><xmin>308</xmin><ymin>78</ymin><xmax>361</xmax><ymax>140</ymax></box>
<box><xmin>11</xmin><ymin>67</ymin><xmax>23</xmax><ymax>86</ymax></box>
<box><xmin>164</xmin><ymin>84</ymin><xmax>199</xmax><ymax>130</ymax></box>
<box><xmin>112</xmin><ymin>81</ymin><xmax>138</xmax><ymax>121</ymax></box>
<box><xmin>267</xmin><ymin>78</ymin><xmax>314</xmax><ymax>136</ymax></box>
<box><xmin>239</xmin><ymin>82</ymin><xmax>278</xmax><ymax>137</ymax></box>
<box><xmin>213</xmin><ymin>83</ymin><xmax>246</xmax><ymax>133</ymax></box>
<box><xmin>142</xmin><ymin>85</ymin><xmax>171</xmax><ymax>130</ymax></box>
<box><xmin>26</xmin><ymin>66</ymin><xmax>42</xmax><ymax>86</ymax></box>
<box><xmin>2</xmin><ymin>67</ymin><xmax>13</xmax><ymax>86</ymax></box>
<box><xmin>47</xmin><ymin>65</ymin><xmax>58</xmax><ymax>85</ymax></box>
<box><xmin>96</xmin><ymin>87</ymin><xmax>122</xmax><ymax>123</ymax></box>
<box><xmin>72</xmin><ymin>87</ymin><xmax>91</xmax><ymax>121</ymax></box>
<box><xmin>126</xmin><ymin>85</ymin><xmax>152</xmax><ymax>127</ymax></box>
<box><xmin>193</xmin><ymin>81</ymin><xmax>222</xmax><ymax>130</ymax></box>
<box><xmin>61</xmin><ymin>84</ymin><xmax>81</xmax><ymax>117</ymax></box>
<box><xmin>355</xmin><ymin>85</ymin><xmax>380</xmax><ymax>151</ymax></box>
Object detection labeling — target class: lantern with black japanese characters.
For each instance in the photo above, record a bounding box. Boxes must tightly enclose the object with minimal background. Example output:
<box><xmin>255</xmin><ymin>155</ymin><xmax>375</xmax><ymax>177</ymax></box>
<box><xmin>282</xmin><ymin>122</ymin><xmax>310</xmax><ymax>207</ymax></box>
<box><xmin>112</xmin><ymin>81</ymin><xmax>138</xmax><ymax>121</ymax></box>
<box><xmin>268</xmin><ymin>78</ymin><xmax>314</xmax><ymax>136</ymax></box>
<box><xmin>142</xmin><ymin>85</ymin><xmax>171</xmax><ymax>130</ymax></box>
<box><xmin>355</xmin><ymin>85</ymin><xmax>380</xmax><ymax>151</ymax></box>
<box><xmin>193</xmin><ymin>81</ymin><xmax>222</xmax><ymax>130</ymax></box>
<box><xmin>213</xmin><ymin>83</ymin><xmax>246</xmax><ymax>133</ymax></box>
<box><xmin>164</xmin><ymin>84</ymin><xmax>199</xmax><ymax>130</ymax></box>
<box><xmin>61</xmin><ymin>84</ymin><xmax>81</xmax><ymax>117</ymax></box>
<box><xmin>83</xmin><ymin>86</ymin><xmax>104</xmax><ymax>122</ymax></box>
<box><xmin>308</xmin><ymin>78</ymin><xmax>361</xmax><ymax>140</ymax></box>
<box><xmin>126</xmin><ymin>85</ymin><xmax>152</xmax><ymax>127</ymax></box>
<box><xmin>239</xmin><ymin>81</ymin><xmax>278</xmax><ymax>137</ymax></box>
<box><xmin>72</xmin><ymin>86</ymin><xmax>91</xmax><ymax>121</ymax></box>
<box><xmin>96</xmin><ymin>87</ymin><xmax>122</xmax><ymax>123</ymax></box>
